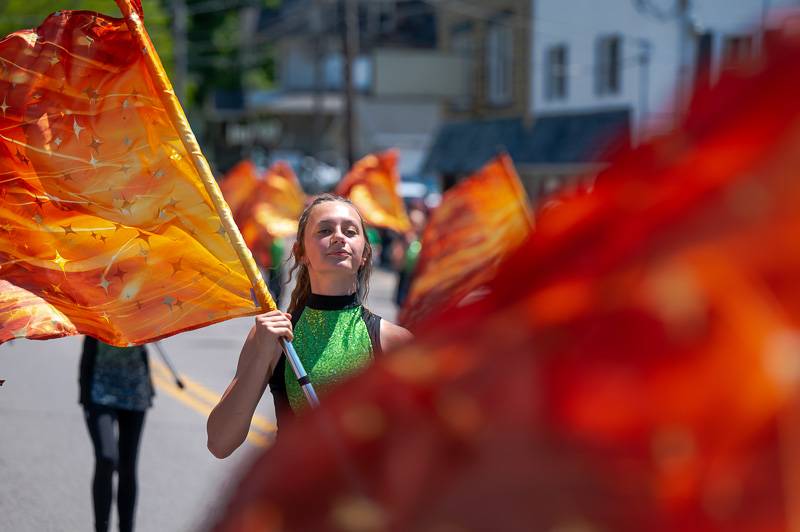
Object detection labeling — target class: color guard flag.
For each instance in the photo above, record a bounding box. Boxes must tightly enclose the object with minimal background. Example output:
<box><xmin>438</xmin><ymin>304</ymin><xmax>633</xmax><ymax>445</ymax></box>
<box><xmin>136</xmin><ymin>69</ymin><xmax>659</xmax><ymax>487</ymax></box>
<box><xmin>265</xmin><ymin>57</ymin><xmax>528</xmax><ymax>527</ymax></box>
<box><xmin>220</xmin><ymin>160</ymin><xmax>304</xmax><ymax>268</ymax></box>
<box><xmin>335</xmin><ymin>150</ymin><xmax>411</xmax><ymax>234</ymax></box>
<box><xmin>219</xmin><ymin>160</ymin><xmax>261</xmax><ymax>217</ymax></box>
<box><xmin>398</xmin><ymin>154</ymin><xmax>532</xmax><ymax>330</ymax></box>
<box><xmin>0</xmin><ymin>1</ymin><xmax>272</xmax><ymax>346</ymax></box>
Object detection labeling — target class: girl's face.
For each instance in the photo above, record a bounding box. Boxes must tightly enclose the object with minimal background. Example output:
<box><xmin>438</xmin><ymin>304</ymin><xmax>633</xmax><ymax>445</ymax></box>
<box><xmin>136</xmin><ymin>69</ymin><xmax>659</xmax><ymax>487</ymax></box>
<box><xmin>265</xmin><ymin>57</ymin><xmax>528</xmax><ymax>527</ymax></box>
<box><xmin>302</xmin><ymin>201</ymin><xmax>367</xmax><ymax>277</ymax></box>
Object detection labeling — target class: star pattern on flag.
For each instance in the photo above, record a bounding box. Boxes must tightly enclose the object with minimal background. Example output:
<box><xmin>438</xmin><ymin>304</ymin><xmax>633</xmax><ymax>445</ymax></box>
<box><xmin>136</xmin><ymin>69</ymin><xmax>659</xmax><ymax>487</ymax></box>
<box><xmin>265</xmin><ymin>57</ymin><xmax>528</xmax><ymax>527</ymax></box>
<box><xmin>0</xmin><ymin>6</ymin><xmax>272</xmax><ymax>346</ymax></box>
<box><xmin>51</xmin><ymin>250</ymin><xmax>69</xmax><ymax>272</ymax></box>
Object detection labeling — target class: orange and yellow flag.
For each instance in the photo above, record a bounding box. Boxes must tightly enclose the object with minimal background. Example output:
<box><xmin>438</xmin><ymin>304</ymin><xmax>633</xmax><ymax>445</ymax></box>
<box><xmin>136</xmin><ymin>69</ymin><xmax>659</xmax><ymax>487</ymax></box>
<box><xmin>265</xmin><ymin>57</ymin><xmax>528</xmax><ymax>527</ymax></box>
<box><xmin>251</xmin><ymin>161</ymin><xmax>306</xmax><ymax>239</ymax></box>
<box><xmin>398</xmin><ymin>154</ymin><xmax>532</xmax><ymax>330</ymax></box>
<box><xmin>335</xmin><ymin>150</ymin><xmax>411</xmax><ymax>233</ymax></box>
<box><xmin>220</xmin><ymin>160</ymin><xmax>305</xmax><ymax>267</ymax></box>
<box><xmin>220</xmin><ymin>159</ymin><xmax>269</xmax><ymax>265</ymax></box>
<box><xmin>219</xmin><ymin>160</ymin><xmax>261</xmax><ymax>216</ymax></box>
<box><xmin>0</xmin><ymin>3</ymin><xmax>271</xmax><ymax>346</ymax></box>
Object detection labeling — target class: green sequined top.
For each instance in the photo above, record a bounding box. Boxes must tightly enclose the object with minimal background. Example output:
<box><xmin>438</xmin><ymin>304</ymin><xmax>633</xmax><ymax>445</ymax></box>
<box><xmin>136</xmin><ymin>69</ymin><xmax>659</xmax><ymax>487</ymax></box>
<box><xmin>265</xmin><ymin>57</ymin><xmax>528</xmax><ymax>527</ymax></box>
<box><xmin>274</xmin><ymin>293</ymin><xmax>383</xmax><ymax>418</ymax></box>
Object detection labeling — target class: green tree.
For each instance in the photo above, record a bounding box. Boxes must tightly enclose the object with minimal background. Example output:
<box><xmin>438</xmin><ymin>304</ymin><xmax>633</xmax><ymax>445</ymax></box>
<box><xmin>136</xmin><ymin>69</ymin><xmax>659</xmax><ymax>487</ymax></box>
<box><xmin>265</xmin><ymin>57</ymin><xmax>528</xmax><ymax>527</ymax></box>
<box><xmin>0</xmin><ymin>1</ymin><xmax>174</xmax><ymax>75</ymax></box>
<box><xmin>187</xmin><ymin>0</ymin><xmax>280</xmax><ymax>108</ymax></box>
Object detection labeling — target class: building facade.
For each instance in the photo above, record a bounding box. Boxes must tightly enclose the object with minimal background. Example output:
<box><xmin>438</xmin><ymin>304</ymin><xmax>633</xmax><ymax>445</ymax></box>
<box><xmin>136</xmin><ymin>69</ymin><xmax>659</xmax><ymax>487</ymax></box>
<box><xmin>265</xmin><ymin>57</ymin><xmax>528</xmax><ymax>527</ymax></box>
<box><xmin>207</xmin><ymin>0</ymin><xmax>466</xmax><ymax>188</ymax></box>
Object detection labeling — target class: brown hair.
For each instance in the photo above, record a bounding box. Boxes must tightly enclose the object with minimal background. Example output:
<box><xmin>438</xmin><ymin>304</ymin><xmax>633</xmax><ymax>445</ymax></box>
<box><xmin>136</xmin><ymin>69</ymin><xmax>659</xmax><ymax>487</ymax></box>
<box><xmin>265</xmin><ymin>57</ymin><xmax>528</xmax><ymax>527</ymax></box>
<box><xmin>287</xmin><ymin>194</ymin><xmax>373</xmax><ymax>317</ymax></box>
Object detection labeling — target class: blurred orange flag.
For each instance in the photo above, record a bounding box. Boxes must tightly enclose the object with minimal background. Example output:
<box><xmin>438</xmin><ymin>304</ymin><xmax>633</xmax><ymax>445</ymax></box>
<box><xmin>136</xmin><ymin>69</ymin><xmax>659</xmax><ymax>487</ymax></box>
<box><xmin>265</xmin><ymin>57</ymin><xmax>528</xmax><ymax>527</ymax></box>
<box><xmin>211</xmin><ymin>20</ymin><xmax>800</xmax><ymax>532</ymax></box>
<box><xmin>335</xmin><ymin>150</ymin><xmax>411</xmax><ymax>233</ymax></box>
<box><xmin>221</xmin><ymin>160</ymin><xmax>305</xmax><ymax>266</ymax></box>
<box><xmin>398</xmin><ymin>154</ymin><xmax>532</xmax><ymax>330</ymax></box>
<box><xmin>250</xmin><ymin>161</ymin><xmax>305</xmax><ymax>239</ymax></box>
<box><xmin>219</xmin><ymin>160</ymin><xmax>261</xmax><ymax>216</ymax></box>
<box><xmin>0</xmin><ymin>2</ymin><xmax>272</xmax><ymax>346</ymax></box>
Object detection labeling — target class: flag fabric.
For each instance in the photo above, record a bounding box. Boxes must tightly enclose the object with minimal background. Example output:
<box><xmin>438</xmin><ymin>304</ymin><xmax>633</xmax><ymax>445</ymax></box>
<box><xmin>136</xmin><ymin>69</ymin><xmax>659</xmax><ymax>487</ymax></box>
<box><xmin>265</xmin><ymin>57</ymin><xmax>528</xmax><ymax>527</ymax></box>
<box><xmin>219</xmin><ymin>159</ymin><xmax>271</xmax><ymax>266</ymax></box>
<box><xmin>252</xmin><ymin>161</ymin><xmax>305</xmax><ymax>239</ymax></box>
<box><xmin>220</xmin><ymin>160</ymin><xmax>305</xmax><ymax>267</ymax></box>
<box><xmin>398</xmin><ymin>154</ymin><xmax>532</xmax><ymax>330</ymax></box>
<box><xmin>219</xmin><ymin>160</ymin><xmax>261</xmax><ymax>217</ymax></box>
<box><xmin>0</xmin><ymin>280</ymin><xmax>77</xmax><ymax>341</ymax></box>
<box><xmin>0</xmin><ymin>6</ymin><xmax>269</xmax><ymax>347</ymax></box>
<box><xmin>210</xmin><ymin>23</ymin><xmax>800</xmax><ymax>532</ymax></box>
<box><xmin>335</xmin><ymin>150</ymin><xmax>411</xmax><ymax>234</ymax></box>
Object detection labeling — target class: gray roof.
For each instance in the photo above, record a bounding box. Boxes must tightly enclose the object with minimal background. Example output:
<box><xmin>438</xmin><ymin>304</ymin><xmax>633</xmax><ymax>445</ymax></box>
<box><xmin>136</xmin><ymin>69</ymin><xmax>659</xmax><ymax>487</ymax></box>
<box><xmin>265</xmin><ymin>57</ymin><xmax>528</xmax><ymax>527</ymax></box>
<box><xmin>423</xmin><ymin>109</ymin><xmax>631</xmax><ymax>175</ymax></box>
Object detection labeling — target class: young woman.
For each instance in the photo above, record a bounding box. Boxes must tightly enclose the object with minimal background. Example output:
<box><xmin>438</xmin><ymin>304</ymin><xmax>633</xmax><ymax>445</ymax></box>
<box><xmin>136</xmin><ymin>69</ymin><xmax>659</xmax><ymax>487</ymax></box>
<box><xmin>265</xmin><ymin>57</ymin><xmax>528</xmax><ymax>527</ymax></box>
<box><xmin>79</xmin><ymin>338</ymin><xmax>153</xmax><ymax>532</ymax></box>
<box><xmin>207</xmin><ymin>194</ymin><xmax>412</xmax><ymax>458</ymax></box>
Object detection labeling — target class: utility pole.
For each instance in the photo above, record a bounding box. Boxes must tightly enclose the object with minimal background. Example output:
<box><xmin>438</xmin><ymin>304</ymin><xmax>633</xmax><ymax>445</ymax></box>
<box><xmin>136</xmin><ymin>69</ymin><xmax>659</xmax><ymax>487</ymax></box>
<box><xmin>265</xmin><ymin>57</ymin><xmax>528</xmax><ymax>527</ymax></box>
<box><xmin>676</xmin><ymin>0</ymin><xmax>692</xmax><ymax>116</ymax></box>
<box><xmin>341</xmin><ymin>0</ymin><xmax>358</xmax><ymax>167</ymax></box>
<box><xmin>637</xmin><ymin>38</ymin><xmax>652</xmax><ymax>144</ymax></box>
<box><xmin>312</xmin><ymin>0</ymin><xmax>325</xmax><ymax>158</ymax></box>
<box><xmin>759</xmin><ymin>0</ymin><xmax>771</xmax><ymax>55</ymax></box>
<box><xmin>239</xmin><ymin>3</ymin><xmax>261</xmax><ymax>158</ymax></box>
<box><xmin>172</xmin><ymin>0</ymin><xmax>188</xmax><ymax>105</ymax></box>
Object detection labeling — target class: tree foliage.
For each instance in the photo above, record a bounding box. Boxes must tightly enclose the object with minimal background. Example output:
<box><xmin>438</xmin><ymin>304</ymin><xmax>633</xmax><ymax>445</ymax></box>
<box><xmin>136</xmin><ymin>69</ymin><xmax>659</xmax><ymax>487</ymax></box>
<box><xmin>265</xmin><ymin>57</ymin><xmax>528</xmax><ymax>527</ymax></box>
<box><xmin>0</xmin><ymin>1</ymin><xmax>174</xmax><ymax>75</ymax></box>
<box><xmin>187</xmin><ymin>0</ymin><xmax>280</xmax><ymax>107</ymax></box>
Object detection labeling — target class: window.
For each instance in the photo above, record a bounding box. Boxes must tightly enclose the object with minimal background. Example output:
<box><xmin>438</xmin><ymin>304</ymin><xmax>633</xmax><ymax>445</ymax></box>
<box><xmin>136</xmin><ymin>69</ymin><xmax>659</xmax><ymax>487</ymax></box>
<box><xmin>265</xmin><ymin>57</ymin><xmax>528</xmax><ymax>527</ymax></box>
<box><xmin>595</xmin><ymin>35</ymin><xmax>622</xmax><ymax>96</ymax></box>
<box><xmin>322</xmin><ymin>54</ymin><xmax>372</xmax><ymax>91</ymax></box>
<box><xmin>486</xmin><ymin>20</ymin><xmax>513</xmax><ymax>105</ymax></box>
<box><xmin>723</xmin><ymin>34</ymin><xmax>753</xmax><ymax>67</ymax></box>
<box><xmin>545</xmin><ymin>44</ymin><xmax>568</xmax><ymax>101</ymax></box>
<box><xmin>695</xmin><ymin>32</ymin><xmax>714</xmax><ymax>89</ymax></box>
<box><xmin>450</xmin><ymin>24</ymin><xmax>475</xmax><ymax>109</ymax></box>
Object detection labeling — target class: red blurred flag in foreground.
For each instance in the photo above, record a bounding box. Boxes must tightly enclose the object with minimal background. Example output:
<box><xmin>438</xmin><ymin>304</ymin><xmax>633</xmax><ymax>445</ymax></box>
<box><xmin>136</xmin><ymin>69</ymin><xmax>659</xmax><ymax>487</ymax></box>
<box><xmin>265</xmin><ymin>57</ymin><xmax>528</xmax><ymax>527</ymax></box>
<box><xmin>398</xmin><ymin>154</ymin><xmax>532</xmax><ymax>330</ymax></box>
<box><xmin>0</xmin><ymin>2</ymin><xmax>272</xmax><ymax>346</ymax></box>
<box><xmin>335</xmin><ymin>150</ymin><xmax>411</xmax><ymax>233</ymax></box>
<box><xmin>220</xmin><ymin>160</ymin><xmax>305</xmax><ymax>267</ymax></box>
<box><xmin>210</xmin><ymin>20</ymin><xmax>800</xmax><ymax>532</ymax></box>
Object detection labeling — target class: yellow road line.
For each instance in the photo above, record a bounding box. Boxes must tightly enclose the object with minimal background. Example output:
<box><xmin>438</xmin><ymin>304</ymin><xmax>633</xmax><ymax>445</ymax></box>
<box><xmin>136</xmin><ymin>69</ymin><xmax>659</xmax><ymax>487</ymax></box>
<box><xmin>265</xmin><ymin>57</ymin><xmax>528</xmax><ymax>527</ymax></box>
<box><xmin>150</xmin><ymin>360</ymin><xmax>274</xmax><ymax>448</ymax></box>
<box><xmin>151</xmin><ymin>358</ymin><xmax>277</xmax><ymax>434</ymax></box>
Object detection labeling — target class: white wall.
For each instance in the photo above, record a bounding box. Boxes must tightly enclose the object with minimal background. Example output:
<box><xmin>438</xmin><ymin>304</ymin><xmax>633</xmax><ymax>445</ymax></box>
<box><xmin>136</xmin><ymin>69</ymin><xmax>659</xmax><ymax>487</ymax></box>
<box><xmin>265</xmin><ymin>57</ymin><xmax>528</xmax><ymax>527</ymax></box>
<box><xmin>357</xmin><ymin>99</ymin><xmax>442</xmax><ymax>174</ymax></box>
<box><xmin>532</xmin><ymin>0</ymin><xmax>681</xmax><ymax>141</ymax></box>
<box><xmin>278</xmin><ymin>39</ymin><xmax>371</xmax><ymax>92</ymax></box>
<box><xmin>530</xmin><ymin>0</ymin><xmax>800</xmax><ymax>142</ymax></box>
<box><xmin>692</xmin><ymin>0</ymin><xmax>799</xmax><ymax>36</ymax></box>
<box><xmin>691</xmin><ymin>0</ymin><xmax>800</xmax><ymax>79</ymax></box>
<box><xmin>372</xmin><ymin>49</ymin><xmax>467</xmax><ymax>99</ymax></box>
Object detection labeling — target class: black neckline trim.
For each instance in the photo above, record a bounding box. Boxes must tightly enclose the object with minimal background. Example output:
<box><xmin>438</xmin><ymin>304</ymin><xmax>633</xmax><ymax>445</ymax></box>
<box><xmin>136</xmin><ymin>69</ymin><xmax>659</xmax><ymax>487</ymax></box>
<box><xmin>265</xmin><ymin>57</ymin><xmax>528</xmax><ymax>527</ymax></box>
<box><xmin>306</xmin><ymin>292</ymin><xmax>360</xmax><ymax>310</ymax></box>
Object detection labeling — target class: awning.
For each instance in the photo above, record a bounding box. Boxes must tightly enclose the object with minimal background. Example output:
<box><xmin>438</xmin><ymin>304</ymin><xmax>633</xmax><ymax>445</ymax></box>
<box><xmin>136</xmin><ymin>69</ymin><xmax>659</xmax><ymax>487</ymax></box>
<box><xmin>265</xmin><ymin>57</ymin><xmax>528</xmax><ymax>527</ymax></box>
<box><xmin>423</xmin><ymin>109</ymin><xmax>631</xmax><ymax>175</ymax></box>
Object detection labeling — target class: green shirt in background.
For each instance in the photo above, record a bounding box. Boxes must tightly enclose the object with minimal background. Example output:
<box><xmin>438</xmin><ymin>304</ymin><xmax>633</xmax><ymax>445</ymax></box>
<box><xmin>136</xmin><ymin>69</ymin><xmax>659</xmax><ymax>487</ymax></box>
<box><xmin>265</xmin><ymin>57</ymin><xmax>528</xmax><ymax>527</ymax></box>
<box><xmin>269</xmin><ymin>238</ymin><xmax>284</xmax><ymax>270</ymax></box>
<box><xmin>405</xmin><ymin>239</ymin><xmax>421</xmax><ymax>273</ymax></box>
<box><xmin>366</xmin><ymin>227</ymin><xmax>381</xmax><ymax>246</ymax></box>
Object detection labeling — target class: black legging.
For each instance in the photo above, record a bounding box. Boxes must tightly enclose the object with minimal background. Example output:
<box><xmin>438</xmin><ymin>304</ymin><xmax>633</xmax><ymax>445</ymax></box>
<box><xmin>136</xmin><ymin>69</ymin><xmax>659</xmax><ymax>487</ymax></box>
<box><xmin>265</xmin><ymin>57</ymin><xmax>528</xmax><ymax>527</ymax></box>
<box><xmin>83</xmin><ymin>404</ymin><xmax>146</xmax><ymax>532</ymax></box>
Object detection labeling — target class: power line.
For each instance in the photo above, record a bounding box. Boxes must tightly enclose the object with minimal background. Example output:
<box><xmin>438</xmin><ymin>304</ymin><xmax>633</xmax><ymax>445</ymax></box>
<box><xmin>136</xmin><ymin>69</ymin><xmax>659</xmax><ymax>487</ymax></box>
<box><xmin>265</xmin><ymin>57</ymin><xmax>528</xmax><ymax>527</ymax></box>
<box><xmin>185</xmin><ymin>0</ymin><xmax>275</xmax><ymax>16</ymax></box>
<box><xmin>421</xmin><ymin>0</ymin><xmax>686</xmax><ymax>46</ymax></box>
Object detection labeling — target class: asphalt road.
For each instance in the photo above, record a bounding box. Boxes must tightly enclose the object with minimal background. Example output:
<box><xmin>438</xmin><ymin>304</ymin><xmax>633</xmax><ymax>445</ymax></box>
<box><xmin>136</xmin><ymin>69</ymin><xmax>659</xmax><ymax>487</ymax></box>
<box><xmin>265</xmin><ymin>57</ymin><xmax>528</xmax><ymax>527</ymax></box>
<box><xmin>0</xmin><ymin>267</ymin><xmax>400</xmax><ymax>532</ymax></box>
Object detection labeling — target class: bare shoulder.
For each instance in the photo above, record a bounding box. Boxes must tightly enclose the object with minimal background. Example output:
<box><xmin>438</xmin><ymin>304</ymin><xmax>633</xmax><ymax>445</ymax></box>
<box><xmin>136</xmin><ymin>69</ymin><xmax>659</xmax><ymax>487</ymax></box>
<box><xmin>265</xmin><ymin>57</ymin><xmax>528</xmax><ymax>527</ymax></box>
<box><xmin>380</xmin><ymin>319</ymin><xmax>413</xmax><ymax>352</ymax></box>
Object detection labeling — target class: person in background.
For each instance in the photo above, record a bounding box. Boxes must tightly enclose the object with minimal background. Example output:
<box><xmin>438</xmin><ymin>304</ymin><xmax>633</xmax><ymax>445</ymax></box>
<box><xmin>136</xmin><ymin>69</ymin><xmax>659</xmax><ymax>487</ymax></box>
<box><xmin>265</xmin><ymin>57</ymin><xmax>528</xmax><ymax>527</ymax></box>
<box><xmin>251</xmin><ymin>234</ymin><xmax>285</xmax><ymax>309</ymax></box>
<box><xmin>366</xmin><ymin>225</ymin><xmax>382</xmax><ymax>266</ymax></box>
<box><xmin>392</xmin><ymin>205</ymin><xmax>428</xmax><ymax>308</ymax></box>
<box><xmin>79</xmin><ymin>338</ymin><xmax>153</xmax><ymax>532</ymax></box>
<box><xmin>266</xmin><ymin>237</ymin><xmax>285</xmax><ymax>308</ymax></box>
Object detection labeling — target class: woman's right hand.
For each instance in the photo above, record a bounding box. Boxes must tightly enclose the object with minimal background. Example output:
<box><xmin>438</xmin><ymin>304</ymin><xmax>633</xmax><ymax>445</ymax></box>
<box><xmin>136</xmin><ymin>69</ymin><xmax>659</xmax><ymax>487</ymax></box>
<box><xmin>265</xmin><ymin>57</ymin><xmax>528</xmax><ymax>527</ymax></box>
<box><xmin>253</xmin><ymin>310</ymin><xmax>293</xmax><ymax>357</ymax></box>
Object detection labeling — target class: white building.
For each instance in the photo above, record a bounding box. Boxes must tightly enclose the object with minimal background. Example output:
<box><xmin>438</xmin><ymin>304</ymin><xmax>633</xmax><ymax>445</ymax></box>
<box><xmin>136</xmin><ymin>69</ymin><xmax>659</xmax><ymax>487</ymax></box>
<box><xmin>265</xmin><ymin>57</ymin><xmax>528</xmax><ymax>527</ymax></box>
<box><xmin>532</xmin><ymin>0</ymin><xmax>800</xmax><ymax>143</ymax></box>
